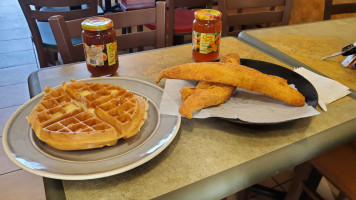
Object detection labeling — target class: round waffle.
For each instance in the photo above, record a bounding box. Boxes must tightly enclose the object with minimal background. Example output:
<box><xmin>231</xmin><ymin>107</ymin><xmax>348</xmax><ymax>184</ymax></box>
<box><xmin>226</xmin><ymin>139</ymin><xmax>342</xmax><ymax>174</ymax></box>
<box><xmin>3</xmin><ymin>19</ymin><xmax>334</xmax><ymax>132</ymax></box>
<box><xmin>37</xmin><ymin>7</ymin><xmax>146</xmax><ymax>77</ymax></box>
<box><xmin>27</xmin><ymin>79</ymin><xmax>148</xmax><ymax>150</ymax></box>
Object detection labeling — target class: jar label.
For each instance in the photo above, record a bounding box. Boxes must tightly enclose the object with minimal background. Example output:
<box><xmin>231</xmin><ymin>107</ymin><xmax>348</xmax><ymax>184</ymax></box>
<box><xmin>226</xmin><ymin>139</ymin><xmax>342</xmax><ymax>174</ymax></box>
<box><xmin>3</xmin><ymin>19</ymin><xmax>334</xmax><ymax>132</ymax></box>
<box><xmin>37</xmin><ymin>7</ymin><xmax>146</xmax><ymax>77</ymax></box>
<box><xmin>106</xmin><ymin>42</ymin><xmax>117</xmax><ymax>66</ymax></box>
<box><xmin>192</xmin><ymin>31</ymin><xmax>221</xmax><ymax>54</ymax></box>
<box><xmin>84</xmin><ymin>42</ymin><xmax>117</xmax><ymax>67</ymax></box>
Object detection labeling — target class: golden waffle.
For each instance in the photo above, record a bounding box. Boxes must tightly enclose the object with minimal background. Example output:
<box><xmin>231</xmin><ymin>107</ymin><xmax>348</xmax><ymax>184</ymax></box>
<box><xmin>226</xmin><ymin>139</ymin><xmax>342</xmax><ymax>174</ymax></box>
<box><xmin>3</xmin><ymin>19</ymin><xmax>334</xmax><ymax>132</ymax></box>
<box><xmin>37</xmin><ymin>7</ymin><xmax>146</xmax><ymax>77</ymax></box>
<box><xmin>27</xmin><ymin>79</ymin><xmax>148</xmax><ymax>151</ymax></box>
<box><xmin>95</xmin><ymin>92</ymin><xmax>147</xmax><ymax>139</ymax></box>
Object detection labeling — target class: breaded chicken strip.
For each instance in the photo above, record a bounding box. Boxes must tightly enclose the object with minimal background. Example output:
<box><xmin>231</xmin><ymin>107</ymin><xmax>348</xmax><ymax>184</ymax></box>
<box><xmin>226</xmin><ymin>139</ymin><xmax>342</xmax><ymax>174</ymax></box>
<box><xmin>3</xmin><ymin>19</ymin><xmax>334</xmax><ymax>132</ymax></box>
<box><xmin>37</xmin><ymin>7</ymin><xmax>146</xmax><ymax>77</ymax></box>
<box><xmin>179</xmin><ymin>82</ymin><xmax>236</xmax><ymax>118</ymax></box>
<box><xmin>156</xmin><ymin>62</ymin><xmax>305</xmax><ymax>107</ymax></box>
<box><xmin>178</xmin><ymin>53</ymin><xmax>240</xmax><ymax>118</ymax></box>
<box><xmin>220</xmin><ymin>53</ymin><xmax>241</xmax><ymax>64</ymax></box>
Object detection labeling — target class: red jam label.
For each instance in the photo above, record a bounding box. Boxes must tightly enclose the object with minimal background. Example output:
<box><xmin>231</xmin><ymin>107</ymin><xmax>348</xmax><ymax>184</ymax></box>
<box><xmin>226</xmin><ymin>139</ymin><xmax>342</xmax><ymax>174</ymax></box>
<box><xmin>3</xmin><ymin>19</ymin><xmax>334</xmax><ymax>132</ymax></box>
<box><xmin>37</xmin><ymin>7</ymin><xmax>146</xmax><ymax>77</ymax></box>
<box><xmin>84</xmin><ymin>42</ymin><xmax>117</xmax><ymax>67</ymax></box>
<box><xmin>192</xmin><ymin>31</ymin><xmax>221</xmax><ymax>54</ymax></box>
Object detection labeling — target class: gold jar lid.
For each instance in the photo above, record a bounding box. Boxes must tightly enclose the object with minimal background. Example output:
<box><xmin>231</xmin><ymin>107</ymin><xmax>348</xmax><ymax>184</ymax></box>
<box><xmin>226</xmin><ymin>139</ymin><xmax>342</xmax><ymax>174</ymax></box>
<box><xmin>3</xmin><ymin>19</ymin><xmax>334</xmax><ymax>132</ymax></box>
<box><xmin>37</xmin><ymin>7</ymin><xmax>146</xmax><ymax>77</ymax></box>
<box><xmin>81</xmin><ymin>17</ymin><xmax>114</xmax><ymax>31</ymax></box>
<box><xmin>195</xmin><ymin>9</ymin><xmax>222</xmax><ymax>20</ymax></box>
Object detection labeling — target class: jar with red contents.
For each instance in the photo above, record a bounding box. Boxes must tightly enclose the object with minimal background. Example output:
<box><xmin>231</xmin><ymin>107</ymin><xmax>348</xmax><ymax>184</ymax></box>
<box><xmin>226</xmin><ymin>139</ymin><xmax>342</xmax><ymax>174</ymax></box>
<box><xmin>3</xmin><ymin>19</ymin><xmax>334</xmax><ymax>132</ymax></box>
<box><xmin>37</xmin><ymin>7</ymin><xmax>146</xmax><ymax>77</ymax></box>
<box><xmin>81</xmin><ymin>17</ymin><xmax>119</xmax><ymax>76</ymax></box>
<box><xmin>192</xmin><ymin>9</ymin><xmax>222</xmax><ymax>62</ymax></box>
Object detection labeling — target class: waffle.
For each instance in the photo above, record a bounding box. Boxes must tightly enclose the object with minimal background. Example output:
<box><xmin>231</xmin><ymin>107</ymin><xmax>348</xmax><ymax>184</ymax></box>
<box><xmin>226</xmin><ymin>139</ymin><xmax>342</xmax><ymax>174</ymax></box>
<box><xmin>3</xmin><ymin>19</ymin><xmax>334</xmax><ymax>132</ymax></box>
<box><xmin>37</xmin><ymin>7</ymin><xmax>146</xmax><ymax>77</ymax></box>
<box><xmin>27</xmin><ymin>79</ymin><xmax>148</xmax><ymax>150</ymax></box>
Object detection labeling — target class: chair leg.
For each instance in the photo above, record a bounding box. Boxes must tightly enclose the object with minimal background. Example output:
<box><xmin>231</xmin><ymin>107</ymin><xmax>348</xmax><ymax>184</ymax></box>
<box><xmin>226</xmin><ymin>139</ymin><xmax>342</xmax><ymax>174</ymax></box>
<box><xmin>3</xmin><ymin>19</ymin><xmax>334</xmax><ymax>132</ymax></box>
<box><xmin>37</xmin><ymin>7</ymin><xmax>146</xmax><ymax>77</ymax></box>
<box><xmin>236</xmin><ymin>188</ymin><xmax>249</xmax><ymax>200</ymax></box>
<box><xmin>285</xmin><ymin>162</ymin><xmax>314</xmax><ymax>200</ymax></box>
<box><xmin>173</xmin><ymin>35</ymin><xmax>185</xmax><ymax>45</ymax></box>
<box><xmin>137</xmin><ymin>25</ymin><xmax>143</xmax><ymax>32</ymax></box>
<box><xmin>300</xmin><ymin>167</ymin><xmax>323</xmax><ymax>200</ymax></box>
<box><xmin>336</xmin><ymin>192</ymin><xmax>348</xmax><ymax>200</ymax></box>
<box><xmin>48</xmin><ymin>51</ymin><xmax>58</xmax><ymax>66</ymax></box>
<box><xmin>249</xmin><ymin>184</ymin><xmax>286</xmax><ymax>200</ymax></box>
<box><xmin>36</xmin><ymin>48</ymin><xmax>49</xmax><ymax>68</ymax></box>
<box><xmin>137</xmin><ymin>25</ymin><xmax>144</xmax><ymax>52</ymax></box>
<box><xmin>42</xmin><ymin>50</ymin><xmax>58</xmax><ymax>67</ymax></box>
<box><xmin>302</xmin><ymin>180</ymin><xmax>324</xmax><ymax>200</ymax></box>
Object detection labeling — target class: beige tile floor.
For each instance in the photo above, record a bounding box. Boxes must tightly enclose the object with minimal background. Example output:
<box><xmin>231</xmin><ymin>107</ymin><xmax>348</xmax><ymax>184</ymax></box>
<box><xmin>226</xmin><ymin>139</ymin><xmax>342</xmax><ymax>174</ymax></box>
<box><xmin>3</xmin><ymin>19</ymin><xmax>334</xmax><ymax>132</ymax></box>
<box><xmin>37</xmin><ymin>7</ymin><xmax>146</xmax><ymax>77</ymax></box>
<box><xmin>0</xmin><ymin>0</ymin><xmax>46</xmax><ymax>199</ymax></box>
<box><xmin>0</xmin><ymin>0</ymin><xmax>320</xmax><ymax>200</ymax></box>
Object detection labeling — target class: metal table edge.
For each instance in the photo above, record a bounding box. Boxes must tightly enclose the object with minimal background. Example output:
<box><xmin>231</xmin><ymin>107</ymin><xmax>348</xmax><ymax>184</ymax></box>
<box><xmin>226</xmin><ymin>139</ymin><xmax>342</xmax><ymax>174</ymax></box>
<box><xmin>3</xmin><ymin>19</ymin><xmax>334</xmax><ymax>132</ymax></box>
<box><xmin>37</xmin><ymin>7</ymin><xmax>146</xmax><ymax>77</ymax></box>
<box><xmin>28</xmin><ymin>70</ymin><xmax>67</xmax><ymax>200</ymax></box>
<box><xmin>28</xmin><ymin>70</ymin><xmax>42</xmax><ymax>98</ymax></box>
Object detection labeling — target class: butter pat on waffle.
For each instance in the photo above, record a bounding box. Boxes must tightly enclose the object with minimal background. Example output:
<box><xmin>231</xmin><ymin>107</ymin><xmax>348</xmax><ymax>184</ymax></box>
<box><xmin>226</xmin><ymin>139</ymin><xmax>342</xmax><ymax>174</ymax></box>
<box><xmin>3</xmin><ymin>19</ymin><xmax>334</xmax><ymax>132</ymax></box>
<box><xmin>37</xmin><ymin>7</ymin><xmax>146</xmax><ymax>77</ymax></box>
<box><xmin>27</xmin><ymin>79</ymin><xmax>148</xmax><ymax>151</ymax></box>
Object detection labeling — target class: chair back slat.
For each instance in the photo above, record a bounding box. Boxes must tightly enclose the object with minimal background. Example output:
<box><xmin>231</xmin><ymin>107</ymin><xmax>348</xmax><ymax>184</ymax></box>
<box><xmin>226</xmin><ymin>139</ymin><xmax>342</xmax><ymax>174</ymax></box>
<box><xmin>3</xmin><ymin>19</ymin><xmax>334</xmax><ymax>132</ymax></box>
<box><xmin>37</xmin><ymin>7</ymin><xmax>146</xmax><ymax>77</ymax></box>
<box><xmin>72</xmin><ymin>44</ymin><xmax>85</xmax><ymax>62</ymax></box>
<box><xmin>18</xmin><ymin>0</ymin><xmax>98</xmax><ymax>68</ymax></box>
<box><xmin>25</xmin><ymin>0</ymin><xmax>96</xmax><ymax>7</ymax></box>
<box><xmin>173</xmin><ymin>0</ymin><xmax>213</xmax><ymax>8</ymax></box>
<box><xmin>55</xmin><ymin>30</ymin><xmax>159</xmax><ymax>61</ymax></box>
<box><xmin>332</xmin><ymin>4</ymin><xmax>356</xmax><ymax>15</ymax></box>
<box><xmin>120</xmin><ymin>0</ymin><xmax>156</xmax><ymax>11</ymax></box>
<box><xmin>226</xmin><ymin>0</ymin><xmax>286</xmax><ymax>9</ymax></box>
<box><xmin>69</xmin><ymin>22</ymin><xmax>83</xmax><ymax>38</ymax></box>
<box><xmin>218</xmin><ymin>0</ymin><xmax>293</xmax><ymax>37</ymax></box>
<box><xmin>49</xmin><ymin>1</ymin><xmax>166</xmax><ymax>64</ymax></box>
<box><xmin>117</xmin><ymin>31</ymin><xmax>156</xmax><ymax>49</ymax></box>
<box><xmin>324</xmin><ymin>0</ymin><xmax>356</xmax><ymax>20</ymax></box>
<box><xmin>228</xmin><ymin>11</ymin><xmax>284</xmax><ymax>26</ymax></box>
<box><xmin>105</xmin><ymin>8</ymin><xmax>157</xmax><ymax>28</ymax></box>
<box><xmin>31</xmin><ymin>9</ymin><xmax>95</xmax><ymax>21</ymax></box>
<box><xmin>155</xmin><ymin>2</ymin><xmax>166</xmax><ymax>49</ymax></box>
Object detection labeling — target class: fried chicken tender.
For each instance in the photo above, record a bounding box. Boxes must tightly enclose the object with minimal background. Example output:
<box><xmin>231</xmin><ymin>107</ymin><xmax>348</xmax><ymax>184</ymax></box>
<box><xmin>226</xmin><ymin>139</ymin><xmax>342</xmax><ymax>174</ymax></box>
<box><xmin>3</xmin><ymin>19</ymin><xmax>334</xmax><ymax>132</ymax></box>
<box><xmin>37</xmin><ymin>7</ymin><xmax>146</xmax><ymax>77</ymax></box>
<box><xmin>178</xmin><ymin>53</ymin><xmax>240</xmax><ymax>118</ymax></box>
<box><xmin>180</xmin><ymin>81</ymin><xmax>231</xmax><ymax>102</ymax></box>
<box><xmin>179</xmin><ymin>82</ymin><xmax>236</xmax><ymax>118</ymax></box>
<box><xmin>156</xmin><ymin>62</ymin><xmax>305</xmax><ymax>107</ymax></box>
<box><xmin>220</xmin><ymin>53</ymin><xmax>241</xmax><ymax>64</ymax></box>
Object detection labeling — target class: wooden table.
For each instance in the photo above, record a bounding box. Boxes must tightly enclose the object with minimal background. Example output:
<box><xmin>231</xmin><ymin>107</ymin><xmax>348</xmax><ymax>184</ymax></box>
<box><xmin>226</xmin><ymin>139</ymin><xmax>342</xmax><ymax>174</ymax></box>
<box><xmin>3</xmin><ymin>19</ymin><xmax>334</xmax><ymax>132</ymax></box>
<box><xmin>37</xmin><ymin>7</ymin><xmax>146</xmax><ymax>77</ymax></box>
<box><xmin>26</xmin><ymin>35</ymin><xmax>356</xmax><ymax>200</ymax></box>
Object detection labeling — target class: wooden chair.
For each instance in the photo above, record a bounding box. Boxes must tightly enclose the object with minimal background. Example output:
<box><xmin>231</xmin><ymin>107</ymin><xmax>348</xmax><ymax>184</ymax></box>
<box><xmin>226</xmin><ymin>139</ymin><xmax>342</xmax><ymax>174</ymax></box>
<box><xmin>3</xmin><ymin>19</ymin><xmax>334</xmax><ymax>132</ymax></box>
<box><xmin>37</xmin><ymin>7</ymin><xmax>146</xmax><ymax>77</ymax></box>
<box><xmin>18</xmin><ymin>0</ymin><xmax>98</xmax><ymax>68</ymax></box>
<box><xmin>119</xmin><ymin>0</ymin><xmax>156</xmax><ymax>52</ymax></box>
<box><xmin>119</xmin><ymin>0</ymin><xmax>156</xmax><ymax>11</ymax></box>
<box><xmin>217</xmin><ymin>0</ymin><xmax>293</xmax><ymax>37</ymax></box>
<box><xmin>146</xmin><ymin>0</ymin><xmax>213</xmax><ymax>46</ymax></box>
<box><xmin>49</xmin><ymin>1</ymin><xmax>166</xmax><ymax>64</ymax></box>
<box><xmin>167</xmin><ymin>0</ymin><xmax>214</xmax><ymax>46</ymax></box>
<box><xmin>285</xmin><ymin>139</ymin><xmax>356</xmax><ymax>200</ymax></box>
<box><xmin>323</xmin><ymin>0</ymin><xmax>356</xmax><ymax>20</ymax></box>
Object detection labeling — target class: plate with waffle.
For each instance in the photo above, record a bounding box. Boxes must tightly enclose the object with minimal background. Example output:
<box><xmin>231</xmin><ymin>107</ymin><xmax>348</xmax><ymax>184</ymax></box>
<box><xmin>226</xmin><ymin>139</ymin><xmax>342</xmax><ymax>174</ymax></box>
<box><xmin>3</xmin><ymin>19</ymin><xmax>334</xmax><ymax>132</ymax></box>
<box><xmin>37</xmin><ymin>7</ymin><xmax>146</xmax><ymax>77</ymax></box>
<box><xmin>2</xmin><ymin>77</ymin><xmax>181</xmax><ymax>180</ymax></box>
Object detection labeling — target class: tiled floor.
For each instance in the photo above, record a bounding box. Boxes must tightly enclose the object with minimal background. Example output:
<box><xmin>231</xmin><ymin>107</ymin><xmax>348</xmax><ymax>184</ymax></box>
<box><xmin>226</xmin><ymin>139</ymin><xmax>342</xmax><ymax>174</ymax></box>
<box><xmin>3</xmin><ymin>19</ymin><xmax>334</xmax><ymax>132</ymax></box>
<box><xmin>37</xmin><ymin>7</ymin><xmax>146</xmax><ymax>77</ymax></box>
<box><xmin>0</xmin><ymin>0</ymin><xmax>46</xmax><ymax>199</ymax></box>
<box><xmin>0</xmin><ymin>1</ymin><xmax>336</xmax><ymax>200</ymax></box>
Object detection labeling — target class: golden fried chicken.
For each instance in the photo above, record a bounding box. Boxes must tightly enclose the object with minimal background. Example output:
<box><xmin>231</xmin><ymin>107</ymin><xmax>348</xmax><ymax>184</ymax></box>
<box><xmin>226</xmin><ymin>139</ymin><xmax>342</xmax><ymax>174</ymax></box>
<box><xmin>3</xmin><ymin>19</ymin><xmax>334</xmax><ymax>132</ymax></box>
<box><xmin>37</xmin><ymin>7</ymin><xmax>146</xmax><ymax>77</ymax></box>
<box><xmin>220</xmin><ymin>53</ymin><xmax>241</xmax><ymax>64</ymax></box>
<box><xmin>157</xmin><ymin>62</ymin><xmax>305</xmax><ymax>107</ymax></box>
<box><xmin>179</xmin><ymin>82</ymin><xmax>236</xmax><ymax>118</ymax></box>
<box><xmin>178</xmin><ymin>53</ymin><xmax>240</xmax><ymax>118</ymax></box>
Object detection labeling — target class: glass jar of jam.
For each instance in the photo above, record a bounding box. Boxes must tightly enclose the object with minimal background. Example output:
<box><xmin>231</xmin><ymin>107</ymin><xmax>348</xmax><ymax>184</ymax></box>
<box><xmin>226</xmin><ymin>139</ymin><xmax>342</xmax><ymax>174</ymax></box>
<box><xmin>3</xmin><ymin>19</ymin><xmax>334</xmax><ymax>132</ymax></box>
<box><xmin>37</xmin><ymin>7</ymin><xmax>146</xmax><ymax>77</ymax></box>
<box><xmin>192</xmin><ymin>9</ymin><xmax>222</xmax><ymax>62</ymax></box>
<box><xmin>81</xmin><ymin>17</ymin><xmax>118</xmax><ymax>76</ymax></box>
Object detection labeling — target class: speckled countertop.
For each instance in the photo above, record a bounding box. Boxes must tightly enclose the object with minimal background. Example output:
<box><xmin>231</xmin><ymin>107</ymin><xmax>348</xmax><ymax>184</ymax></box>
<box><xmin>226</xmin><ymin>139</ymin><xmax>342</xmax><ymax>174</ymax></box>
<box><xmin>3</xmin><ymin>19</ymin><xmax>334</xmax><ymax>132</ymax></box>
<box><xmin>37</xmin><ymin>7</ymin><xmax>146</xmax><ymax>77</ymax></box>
<box><xmin>35</xmin><ymin>36</ymin><xmax>356</xmax><ymax>199</ymax></box>
<box><xmin>246</xmin><ymin>17</ymin><xmax>356</xmax><ymax>90</ymax></box>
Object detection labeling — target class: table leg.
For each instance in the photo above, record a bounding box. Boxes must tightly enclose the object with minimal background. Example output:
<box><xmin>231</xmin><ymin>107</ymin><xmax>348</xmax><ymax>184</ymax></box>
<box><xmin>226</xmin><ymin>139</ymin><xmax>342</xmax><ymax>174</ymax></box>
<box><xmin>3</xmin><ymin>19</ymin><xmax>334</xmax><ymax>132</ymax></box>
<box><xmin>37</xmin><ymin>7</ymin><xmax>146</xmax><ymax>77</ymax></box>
<box><xmin>43</xmin><ymin>178</ymin><xmax>66</xmax><ymax>200</ymax></box>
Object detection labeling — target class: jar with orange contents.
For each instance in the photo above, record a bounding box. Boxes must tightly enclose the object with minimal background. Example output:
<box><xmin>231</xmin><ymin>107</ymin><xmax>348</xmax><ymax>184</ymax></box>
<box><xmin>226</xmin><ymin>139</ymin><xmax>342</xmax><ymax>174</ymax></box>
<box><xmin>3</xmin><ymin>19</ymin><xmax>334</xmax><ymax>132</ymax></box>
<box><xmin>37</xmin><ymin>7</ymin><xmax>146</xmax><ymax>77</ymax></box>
<box><xmin>82</xmin><ymin>17</ymin><xmax>119</xmax><ymax>76</ymax></box>
<box><xmin>192</xmin><ymin>9</ymin><xmax>222</xmax><ymax>62</ymax></box>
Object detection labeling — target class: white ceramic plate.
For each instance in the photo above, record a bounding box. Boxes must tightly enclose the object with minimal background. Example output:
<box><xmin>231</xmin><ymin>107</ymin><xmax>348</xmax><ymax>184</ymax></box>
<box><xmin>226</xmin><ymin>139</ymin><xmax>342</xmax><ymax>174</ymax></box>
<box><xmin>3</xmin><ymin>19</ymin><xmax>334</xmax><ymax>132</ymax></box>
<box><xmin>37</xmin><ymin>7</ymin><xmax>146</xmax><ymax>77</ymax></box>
<box><xmin>2</xmin><ymin>77</ymin><xmax>181</xmax><ymax>180</ymax></box>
